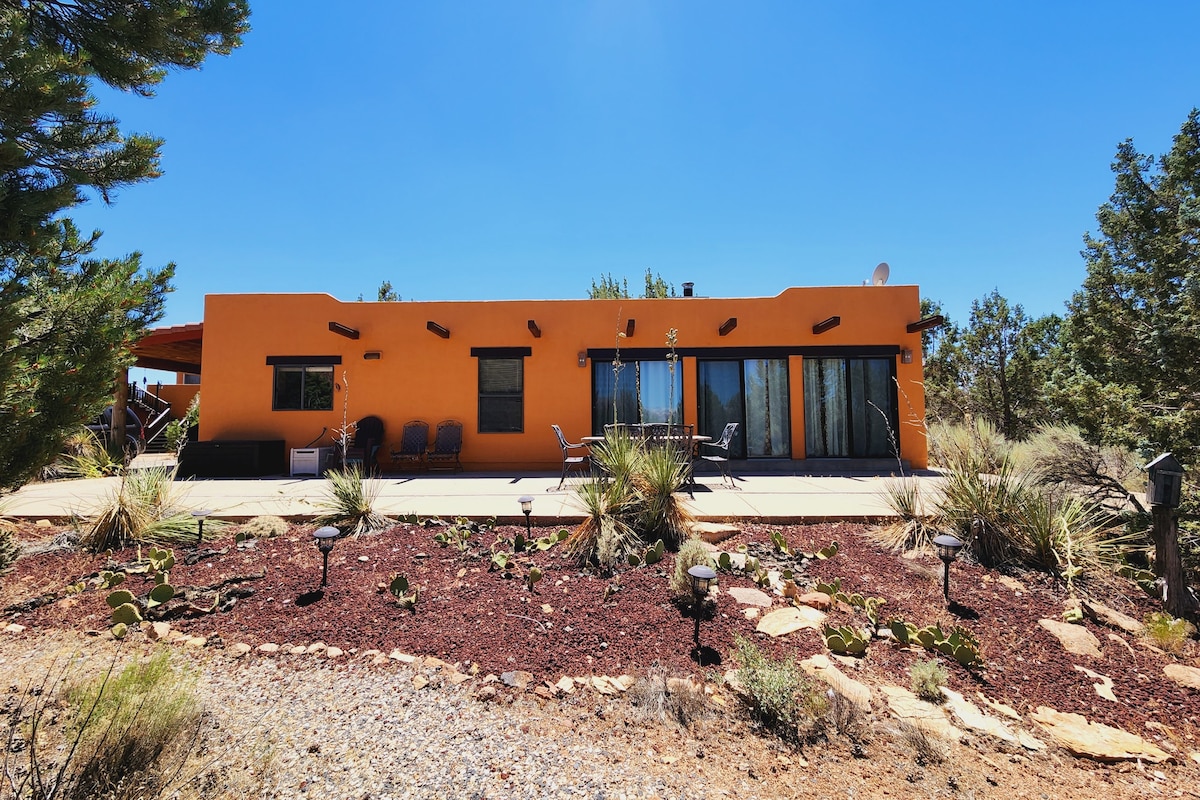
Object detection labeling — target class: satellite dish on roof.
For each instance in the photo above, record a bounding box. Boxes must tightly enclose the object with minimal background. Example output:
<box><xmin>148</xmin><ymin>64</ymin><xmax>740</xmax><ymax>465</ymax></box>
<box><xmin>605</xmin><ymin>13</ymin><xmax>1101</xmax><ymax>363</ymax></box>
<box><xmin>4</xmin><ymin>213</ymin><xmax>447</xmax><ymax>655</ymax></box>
<box><xmin>871</xmin><ymin>262</ymin><xmax>890</xmax><ymax>286</ymax></box>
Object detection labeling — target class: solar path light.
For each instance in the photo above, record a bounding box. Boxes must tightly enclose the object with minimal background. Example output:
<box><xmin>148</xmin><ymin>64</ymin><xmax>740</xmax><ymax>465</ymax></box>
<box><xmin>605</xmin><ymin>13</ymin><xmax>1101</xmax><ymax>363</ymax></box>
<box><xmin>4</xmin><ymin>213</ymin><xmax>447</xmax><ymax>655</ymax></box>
<box><xmin>519</xmin><ymin>495</ymin><xmax>534</xmax><ymax>537</ymax></box>
<box><xmin>192</xmin><ymin>509</ymin><xmax>212</xmax><ymax>546</ymax></box>
<box><xmin>313</xmin><ymin>526</ymin><xmax>340</xmax><ymax>588</ymax></box>
<box><xmin>687</xmin><ymin>564</ymin><xmax>717</xmax><ymax>656</ymax></box>
<box><xmin>932</xmin><ymin>534</ymin><xmax>965</xmax><ymax>602</ymax></box>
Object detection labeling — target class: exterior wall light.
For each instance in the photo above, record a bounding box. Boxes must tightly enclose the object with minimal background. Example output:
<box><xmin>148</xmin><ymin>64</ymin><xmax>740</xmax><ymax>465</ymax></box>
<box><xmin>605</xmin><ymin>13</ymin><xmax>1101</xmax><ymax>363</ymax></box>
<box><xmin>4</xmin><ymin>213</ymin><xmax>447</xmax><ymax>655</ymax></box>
<box><xmin>519</xmin><ymin>495</ymin><xmax>534</xmax><ymax>537</ymax></box>
<box><xmin>932</xmin><ymin>534</ymin><xmax>964</xmax><ymax>601</ymax></box>
<box><xmin>192</xmin><ymin>509</ymin><xmax>212</xmax><ymax>546</ymax></box>
<box><xmin>314</xmin><ymin>526</ymin><xmax>340</xmax><ymax>588</ymax></box>
<box><xmin>901</xmin><ymin>349</ymin><xmax>913</xmax><ymax>364</ymax></box>
<box><xmin>577</xmin><ymin>351</ymin><xmax>587</xmax><ymax>368</ymax></box>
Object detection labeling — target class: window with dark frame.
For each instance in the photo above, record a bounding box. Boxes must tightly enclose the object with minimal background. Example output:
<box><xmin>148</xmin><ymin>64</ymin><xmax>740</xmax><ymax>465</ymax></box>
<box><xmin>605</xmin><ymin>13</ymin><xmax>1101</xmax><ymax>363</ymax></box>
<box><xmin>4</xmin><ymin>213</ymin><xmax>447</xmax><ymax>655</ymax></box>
<box><xmin>477</xmin><ymin>356</ymin><xmax>524</xmax><ymax>433</ymax></box>
<box><xmin>267</xmin><ymin>356</ymin><xmax>340</xmax><ymax>411</ymax></box>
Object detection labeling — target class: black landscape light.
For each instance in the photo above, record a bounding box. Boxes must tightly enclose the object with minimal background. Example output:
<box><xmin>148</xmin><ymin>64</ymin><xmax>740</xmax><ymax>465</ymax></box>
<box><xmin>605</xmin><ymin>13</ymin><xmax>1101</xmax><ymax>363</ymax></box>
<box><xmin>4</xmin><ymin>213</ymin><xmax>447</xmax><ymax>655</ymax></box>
<box><xmin>314</xmin><ymin>526</ymin><xmax>339</xmax><ymax>588</ymax></box>
<box><xmin>519</xmin><ymin>495</ymin><xmax>534</xmax><ymax>537</ymax></box>
<box><xmin>932</xmin><ymin>534</ymin><xmax>965</xmax><ymax>602</ymax></box>
<box><xmin>687</xmin><ymin>564</ymin><xmax>717</xmax><ymax>656</ymax></box>
<box><xmin>192</xmin><ymin>509</ymin><xmax>212</xmax><ymax>546</ymax></box>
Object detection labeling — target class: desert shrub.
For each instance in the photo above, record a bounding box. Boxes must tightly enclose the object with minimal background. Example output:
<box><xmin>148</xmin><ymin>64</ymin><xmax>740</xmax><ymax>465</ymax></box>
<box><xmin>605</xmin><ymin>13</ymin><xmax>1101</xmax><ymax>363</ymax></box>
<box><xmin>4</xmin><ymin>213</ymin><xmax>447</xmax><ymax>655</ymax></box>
<box><xmin>628</xmin><ymin>665</ymin><xmax>710</xmax><ymax>730</ymax></box>
<box><xmin>316</xmin><ymin>466</ymin><xmax>394</xmax><ymax>536</ymax></box>
<box><xmin>732</xmin><ymin>634</ymin><xmax>827</xmax><ymax>744</ymax></box>
<box><xmin>1143</xmin><ymin>611</ymin><xmax>1194</xmax><ymax>654</ymax></box>
<box><xmin>825</xmin><ymin>690</ymin><xmax>869</xmax><ymax>742</ymax></box>
<box><xmin>928</xmin><ymin>419</ymin><xmax>1010</xmax><ymax>474</ymax></box>
<box><xmin>5</xmin><ymin>651</ymin><xmax>202</xmax><ymax>800</ymax></box>
<box><xmin>1022</xmin><ymin>424</ymin><xmax>1143</xmax><ymax>511</ymax></box>
<box><xmin>63</xmin><ymin>650</ymin><xmax>200</xmax><ymax>798</ymax></box>
<box><xmin>635</xmin><ymin>445</ymin><xmax>695</xmax><ymax>549</ymax></box>
<box><xmin>897</xmin><ymin>721</ymin><xmax>947</xmax><ymax>765</ymax></box>
<box><xmin>669</xmin><ymin>538</ymin><xmax>715</xmax><ymax>597</ymax></box>
<box><xmin>588</xmin><ymin>428</ymin><xmax>646</xmax><ymax>489</ymax></box>
<box><xmin>910</xmin><ymin>659</ymin><xmax>948</xmax><ymax>703</ymax></box>
<box><xmin>239</xmin><ymin>514</ymin><xmax>289</xmax><ymax>539</ymax></box>
<box><xmin>81</xmin><ymin>466</ymin><xmax>209</xmax><ymax>552</ymax></box>
<box><xmin>0</xmin><ymin>525</ymin><xmax>17</xmax><ymax>573</ymax></box>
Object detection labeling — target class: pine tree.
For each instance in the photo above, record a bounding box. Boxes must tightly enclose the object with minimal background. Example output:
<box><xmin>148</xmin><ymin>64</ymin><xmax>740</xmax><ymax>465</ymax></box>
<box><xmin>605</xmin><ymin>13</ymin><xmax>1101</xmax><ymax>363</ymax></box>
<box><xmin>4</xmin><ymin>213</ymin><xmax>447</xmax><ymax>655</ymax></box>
<box><xmin>1062</xmin><ymin>108</ymin><xmax>1200</xmax><ymax>460</ymax></box>
<box><xmin>0</xmin><ymin>2</ymin><xmax>249</xmax><ymax>488</ymax></box>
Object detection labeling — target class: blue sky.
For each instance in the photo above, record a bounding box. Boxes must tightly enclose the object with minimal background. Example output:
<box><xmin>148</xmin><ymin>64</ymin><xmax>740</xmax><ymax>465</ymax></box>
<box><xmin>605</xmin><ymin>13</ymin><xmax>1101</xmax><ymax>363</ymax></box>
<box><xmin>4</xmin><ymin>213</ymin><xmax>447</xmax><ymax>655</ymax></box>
<box><xmin>72</xmin><ymin>2</ymin><xmax>1200</xmax><ymax>353</ymax></box>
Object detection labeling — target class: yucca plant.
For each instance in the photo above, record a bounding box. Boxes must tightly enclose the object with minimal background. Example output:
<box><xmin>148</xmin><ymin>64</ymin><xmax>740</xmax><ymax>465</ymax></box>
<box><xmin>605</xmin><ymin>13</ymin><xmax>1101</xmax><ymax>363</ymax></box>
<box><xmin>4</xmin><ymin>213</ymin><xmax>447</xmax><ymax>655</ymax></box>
<box><xmin>635</xmin><ymin>444</ymin><xmax>695</xmax><ymax>550</ymax></box>
<box><xmin>566</xmin><ymin>476</ymin><xmax>639</xmax><ymax>569</ymax></box>
<box><xmin>589</xmin><ymin>428</ymin><xmax>646</xmax><ymax>488</ymax></box>
<box><xmin>316</xmin><ymin>466</ymin><xmax>394</xmax><ymax>536</ymax></box>
<box><xmin>1014</xmin><ymin>491</ymin><xmax>1128</xmax><ymax>584</ymax></box>
<box><xmin>875</xmin><ymin>476</ymin><xmax>938</xmax><ymax>551</ymax></box>
<box><xmin>58</xmin><ymin>428</ymin><xmax>125</xmax><ymax>479</ymax></box>
<box><xmin>81</xmin><ymin>466</ymin><xmax>211</xmax><ymax>552</ymax></box>
<box><xmin>935</xmin><ymin>456</ymin><xmax>1035</xmax><ymax>567</ymax></box>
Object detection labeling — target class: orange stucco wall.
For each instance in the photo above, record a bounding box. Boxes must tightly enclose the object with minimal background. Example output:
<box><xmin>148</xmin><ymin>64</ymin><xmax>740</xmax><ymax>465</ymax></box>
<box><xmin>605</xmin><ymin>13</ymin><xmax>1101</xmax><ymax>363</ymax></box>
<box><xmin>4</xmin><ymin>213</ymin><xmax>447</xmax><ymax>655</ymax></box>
<box><xmin>198</xmin><ymin>286</ymin><xmax>928</xmax><ymax>471</ymax></box>
<box><xmin>155</xmin><ymin>384</ymin><xmax>200</xmax><ymax>421</ymax></box>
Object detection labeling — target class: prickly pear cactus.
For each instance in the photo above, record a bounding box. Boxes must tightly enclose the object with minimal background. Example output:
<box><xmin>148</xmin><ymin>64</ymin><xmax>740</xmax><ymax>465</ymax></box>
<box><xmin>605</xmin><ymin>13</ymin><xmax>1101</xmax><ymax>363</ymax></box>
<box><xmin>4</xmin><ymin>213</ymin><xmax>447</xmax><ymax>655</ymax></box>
<box><xmin>147</xmin><ymin>582</ymin><xmax>175</xmax><ymax>609</ymax></box>
<box><xmin>106</xmin><ymin>589</ymin><xmax>136</xmax><ymax>609</ymax></box>
<box><xmin>111</xmin><ymin>602</ymin><xmax>143</xmax><ymax>626</ymax></box>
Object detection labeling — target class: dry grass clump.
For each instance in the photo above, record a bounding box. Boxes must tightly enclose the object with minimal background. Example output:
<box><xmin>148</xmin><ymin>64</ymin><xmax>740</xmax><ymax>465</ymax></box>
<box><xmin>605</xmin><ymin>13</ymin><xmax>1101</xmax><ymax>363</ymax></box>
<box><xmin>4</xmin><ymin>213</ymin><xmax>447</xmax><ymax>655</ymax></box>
<box><xmin>896</xmin><ymin>722</ymin><xmax>948</xmax><ymax>765</ymax></box>
<box><xmin>239</xmin><ymin>515</ymin><xmax>289</xmax><ymax>539</ymax></box>
<box><xmin>628</xmin><ymin>665</ymin><xmax>711</xmax><ymax>730</ymax></box>
<box><xmin>5</xmin><ymin>650</ymin><xmax>202</xmax><ymax>800</ymax></box>
<box><xmin>910</xmin><ymin>659</ymin><xmax>948</xmax><ymax>703</ymax></box>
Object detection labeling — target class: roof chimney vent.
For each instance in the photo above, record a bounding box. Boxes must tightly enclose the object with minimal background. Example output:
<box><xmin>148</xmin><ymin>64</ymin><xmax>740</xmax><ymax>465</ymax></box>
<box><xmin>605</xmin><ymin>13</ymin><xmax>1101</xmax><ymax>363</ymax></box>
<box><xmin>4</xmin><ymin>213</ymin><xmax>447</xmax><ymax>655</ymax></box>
<box><xmin>682</xmin><ymin>282</ymin><xmax>694</xmax><ymax>297</ymax></box>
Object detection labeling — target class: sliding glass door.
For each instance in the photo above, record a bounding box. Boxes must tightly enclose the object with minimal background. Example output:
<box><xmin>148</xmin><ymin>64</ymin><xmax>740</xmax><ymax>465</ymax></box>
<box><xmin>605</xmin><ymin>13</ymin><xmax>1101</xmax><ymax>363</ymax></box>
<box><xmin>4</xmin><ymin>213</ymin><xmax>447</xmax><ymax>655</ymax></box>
<box><xmin>697</xmin><ymin>359</ymin><xmax>790</xmax><ymax>458</ymax></box>
<box><xmin>803</xmin><ymin>357</ymin><xmax>896</xmax><ymax>458</ymax></box>
<box><xmin>592</xmin><ymin>360</ymin><xmax>684</xmax><ymax>432</ymax></box>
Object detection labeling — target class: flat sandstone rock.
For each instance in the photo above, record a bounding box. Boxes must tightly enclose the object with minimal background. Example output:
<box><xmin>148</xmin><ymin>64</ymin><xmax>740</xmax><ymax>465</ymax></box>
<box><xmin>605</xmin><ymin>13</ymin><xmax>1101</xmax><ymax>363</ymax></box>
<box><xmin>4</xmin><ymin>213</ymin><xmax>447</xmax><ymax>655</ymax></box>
<box><xmin>1038</xmin><ymin>618</ymin><xmax>1102</xmax><ymax>658</ymax></box>
<box><xmin>1030</xmin><ymin>706</ymin><xmax>1171</xmax><ymax>763</ymax></box>
<box><xmin>756</xmin><ymin>606</ymin><xmax>826</xmax><ymax>637</ymax></box>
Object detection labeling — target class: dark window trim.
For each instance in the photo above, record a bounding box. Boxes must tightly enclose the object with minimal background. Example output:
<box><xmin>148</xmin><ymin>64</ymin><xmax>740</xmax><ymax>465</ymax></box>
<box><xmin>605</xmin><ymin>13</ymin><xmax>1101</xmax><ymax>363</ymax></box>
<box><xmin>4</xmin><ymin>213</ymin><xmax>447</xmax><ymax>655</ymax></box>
<box><xmin>471</xmin><ymin>347</ymin><xmax>533</xmax><ymax>358</ymax></box>
<box><xmin>587</xmin><ymin>345</ymin><xmax>900</xmax><ymax>361</ymax></box>
<box><xmin>266</xmin><ymin>355</ymin><xmax>343</xmax><ymax>366</ymax></box>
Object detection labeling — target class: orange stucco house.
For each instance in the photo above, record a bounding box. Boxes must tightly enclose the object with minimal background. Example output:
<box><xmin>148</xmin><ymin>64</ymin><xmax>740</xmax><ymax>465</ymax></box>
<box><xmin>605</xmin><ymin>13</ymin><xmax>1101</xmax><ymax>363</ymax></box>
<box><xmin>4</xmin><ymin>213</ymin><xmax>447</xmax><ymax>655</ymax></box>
<box><xmin>135</xmin><ymin>283</ymin><xmax>936</xmax><ymax>475</ymax></box>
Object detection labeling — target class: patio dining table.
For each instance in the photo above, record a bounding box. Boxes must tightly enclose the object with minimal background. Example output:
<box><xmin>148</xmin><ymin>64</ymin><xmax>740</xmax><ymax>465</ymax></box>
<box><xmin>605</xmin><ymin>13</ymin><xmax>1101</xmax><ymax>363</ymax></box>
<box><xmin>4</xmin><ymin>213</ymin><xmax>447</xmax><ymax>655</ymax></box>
<box><xmin>581</xmin><ymin>434</ymin><xmax>711</xmax><ymax>444</ymax></box>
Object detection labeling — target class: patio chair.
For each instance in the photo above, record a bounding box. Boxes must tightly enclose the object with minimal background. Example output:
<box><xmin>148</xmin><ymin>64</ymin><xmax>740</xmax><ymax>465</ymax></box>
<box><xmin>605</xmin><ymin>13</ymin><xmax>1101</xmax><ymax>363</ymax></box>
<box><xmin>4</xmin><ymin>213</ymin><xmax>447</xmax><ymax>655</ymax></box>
<box><xmin>695</xmin><ymin>422</ymin><xmax>739</xmax><ymax>488</ymax></box>
<box><xmin>427</xmin><ymin>420</ymin><xmax>463</xmax><ymax>472</ymax></box>
<box><xmin>389</xmin><ymin>420</ymin><xmax>429</xmax><ymax>472</ymax></box>
<box><xmin>551</xmin><ymin>424</ymin><xmax>590</xmax><ymax>490</ymax></box>
<box><xmin>344</xmin><ymin>415</ymin><xmax>385</xmax><ymax>474</ymax></box>
<box><xmin>645</xmin><ymin>423</ymin><xmax>695</xmax><ymax>496</ymax></box>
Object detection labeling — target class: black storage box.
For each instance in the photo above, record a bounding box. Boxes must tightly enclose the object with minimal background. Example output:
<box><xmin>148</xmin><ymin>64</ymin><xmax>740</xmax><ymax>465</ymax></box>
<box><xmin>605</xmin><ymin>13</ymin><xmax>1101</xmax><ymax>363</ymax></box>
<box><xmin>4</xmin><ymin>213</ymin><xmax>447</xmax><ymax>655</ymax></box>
<box><xmin>178</xmin><ymin>440</ymin><xmax>286</xmax><ymax>478</ymax></box>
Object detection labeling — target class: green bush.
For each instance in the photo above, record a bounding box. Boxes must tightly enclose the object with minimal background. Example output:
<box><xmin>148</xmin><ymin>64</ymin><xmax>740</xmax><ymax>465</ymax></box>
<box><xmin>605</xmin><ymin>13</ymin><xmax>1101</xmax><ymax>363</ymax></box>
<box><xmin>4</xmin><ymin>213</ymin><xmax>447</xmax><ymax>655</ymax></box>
<box><xmin>239</xmin><ymin>514</ymin><xmax>289</xmax><ymax>539</ymax></box>
<box><xmin>910</xmin><ymin>658</ymin><xmax>948</xmax><ymax>702</ymax></box>
<box><xmin>1144</xmin><ymin>611</ymin><xmax>1194</xmax><ymax>654</ymax></box>
<box><xmin>670</xmin><ymin>538</ymin><xmax>715</xmax><ymax>596</ymax></box>
<box><xmin>164</xmin><ymin>393</ymin><xmax>200</xmax><ymax>456</ymax></box>
<box><xmin>732</xmin><ymin>634</ymin><xmax>827</xmax><ymax>743</ymax></box>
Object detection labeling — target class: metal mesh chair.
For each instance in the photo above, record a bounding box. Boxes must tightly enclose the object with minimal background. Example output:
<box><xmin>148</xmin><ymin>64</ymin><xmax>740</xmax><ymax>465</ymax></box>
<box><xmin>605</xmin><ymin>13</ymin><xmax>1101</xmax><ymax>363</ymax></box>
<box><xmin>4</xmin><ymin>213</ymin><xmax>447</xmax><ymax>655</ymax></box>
<box><xmin>389</xmin><ymin>420</ymin><xmax>429</xmax><ymax>472</ymax></box>
<box><xmin>695</xmin><ymin>422</ymin><xmax>739</xmax><ymax>488</ymax></box>
<box><xmin>551</xmin><ymin>424</ymin><xmax>590</xmax><ymax>490</ymax></box>
<box><xmin>427</xmin><ymin>420</ymin><xmax>463</xmax><ymax>472</ymax></box>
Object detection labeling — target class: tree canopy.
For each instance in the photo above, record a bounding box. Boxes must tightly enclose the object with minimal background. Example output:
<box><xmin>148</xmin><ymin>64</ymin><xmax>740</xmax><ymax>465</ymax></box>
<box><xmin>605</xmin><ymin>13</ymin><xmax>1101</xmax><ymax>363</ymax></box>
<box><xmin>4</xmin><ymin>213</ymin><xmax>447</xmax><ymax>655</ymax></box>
<box><xmin>0</xmin><ymin>1</ymin><xmax>250</xmax><ymax>489</ymax></box>
<box><xmin>1061</xmin><ymin>108</ymin><xmax>1200</xmax><ymax>460</ymax></box>
<box><xmin>588</xmin><ymin>269</ymin><xmax>675</xmax><ymax>299</ymax></box>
